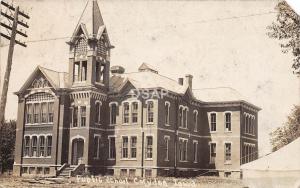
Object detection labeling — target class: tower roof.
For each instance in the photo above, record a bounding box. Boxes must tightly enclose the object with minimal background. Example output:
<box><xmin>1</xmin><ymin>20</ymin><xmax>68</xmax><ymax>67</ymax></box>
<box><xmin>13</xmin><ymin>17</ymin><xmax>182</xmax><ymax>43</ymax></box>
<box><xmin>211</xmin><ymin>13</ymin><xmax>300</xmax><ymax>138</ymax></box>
<box><xmin>71</xmin><ymin>0</ymin><xmax>106</xmax><ymax>39</ymax></box>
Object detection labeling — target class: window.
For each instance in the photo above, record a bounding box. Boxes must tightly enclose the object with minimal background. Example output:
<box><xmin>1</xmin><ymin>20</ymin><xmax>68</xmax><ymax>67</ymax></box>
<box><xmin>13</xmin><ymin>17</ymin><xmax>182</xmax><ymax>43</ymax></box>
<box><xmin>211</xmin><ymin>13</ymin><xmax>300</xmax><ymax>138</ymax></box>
<box><xmin>179</xmin><ymin>139</ymin><xmax>188</xmax><ymax>161</ymax></box>
<box><xmin>39</xmin><ymin>136</ymin><xmax>45</xmax><ymax>157</ymax></box>
<box><xmin>44</xmin><ymin>167</ymin><xmax>50</xmax><ymax>174</ymax></box>
<box><xmin>24</xmin><ymin>136</ymin><xmax>30</xmax><ymax>156</ymax></box>
<box><xmin>183</xmin><ymin>108</ymin><xmax>188</xmax><ymax>128</ymax></box>
<box><xmin>120</xmin><ymin>169</ymin><xmax>127</xmax><ymax>176</ymax></box>
<box><xmin>210</xmin><ymin>113</ymin><xmax>217</xmax><ymax>132</ymax></box>
<box><xmin>225</xmin><ymin>113</ymin><xmax>231</xmax><ymax>132</ymax></box>
<box><xmin>29</xmin><ymin>167</ymin><xmax>35</xmax><ymax>174</ymax></box>
<box><xmin>33</xmin><ymin>103</ymin><xmax>40</xmax><ymax>123</ymax></box>
<box><xmin>122</xmin><ymin>137</ymin><xmax>128</xmax><ymax>158</ymax></box>
<box><xmin>73</xmin><ymin>107</ymin><xmax>78</xmax><ymax>127</ymax></box>
<box><xmin>94</xmin><ymin>135</ymin><xmax>101</xmax><ymax>159</ymax></box>
<box><xmin>164</xmin><ymin>136</ymin><xmax>170</xmax><ymax>161</ymax></box>
<box><xmin>147</xmin><ymin>101</ymin><xmax>154</xmax><ymax>123</ymax></box>
<box><xmin>108</xmin><ymin>137</ymin><xmax>116</xmax><ymax>159</ymax></box>
<box><xmin>132</xmin><ymin>102</ymin><xmax>138</xmax><ymax>123</ymax></box>
<box><xmin>81</xmin><ymin>106</ymin><xmax>86</xmax><ymax>127</ymax></box>
<box><xmin>26</xmin><ymin>104</ymin><xmax>33</xmax><ymax>124</ymax></box>
<box><xmin>179</xmin><ymin>107</ymin><xmax>183</xmax><ymax>127</ymax></box>
<box><xmin>31</xmin><ymin>136</ymin><xmax>37</xmax><ymax>157</ymax></box>
<box><xmin>95</xmin><ymin>102</ymin><xmax>101</xmax><ymax>124</ymax></box>
<box><xmin>110</xmin><ymin>103</ymin><xmax>117</xmax><ymax>125</ymax></box>
<box><xmin>46</xmin><ymin>136</ymin><xmax>52</xmax><ymax>157</ymax></box>
<box><xmin>193</xmin><ymin>141</ymin><xmax>198</xmax><ymax>163</ymax></box>
<box><xmin>96</xmin><ymin>61</ymin><xmax>105</xmax><ymax>83</ymax></box>
<box><xmin>123</xmin><ymin>103</ymin><xmax>129</xmax><ymax>124</ymax></box>
<box><xmin>73</xmin><ymin>62</ymin><xmax>80</xmax><ymax>82</ymax></box>
<box><xmin>48</xmin><ymin>102</ymin><xmax>54</xmax><ymax>123</ymax></box>
<box><xmin>210</xmin><ymin>143</ymin><xmax>216</xmax><ymax>164</ymax></box>
<box><xmin>81</xmin><ymin>61</ymin><xmax>87</xmax><ymax>81</ymax></box>
<box><xmin>165</xmin><ymin>102</ymin><xmax>170</xmax><ymax>125</ymax></box>
<box><xmin>129</xmin><ymin>169</ymin><xmax>136</xmax><ymax>177</ymax></box>
<box><xmin>193</xmin><ymin>111</ymin><xmax>198</xmax><ymax>132</ymax></box>
<box><xmin>130</xmin><ymin>137</ymin><xmax>137</xmax><ymax>158</ymax></box>
<box><xmin>41</xmin><ymin>103</ymin><xmax>47</xmax><ymax>123</ymax></box>
<box><xmin>146</xmin><ymin>136</ymin><xmax>153</xmax><ymax>159</ymax></box>
<box><xmin>225</xmin><ymin>143</ymin><xmax>231</xmax><ymax>162</ymax></box>
<box><xmin>145</xmin><ymin>169</ymin><xmax>152</xmax><ymax>177</ymax></box>
<box><xmin>22</xmin><ymin>167</ymin><xmax>28</xmax><ymax>174</ymax></box>
<box><xmin>37</xmin><ymin>167</ymin><xmax>43</xmax><ymax>174</ymax></box>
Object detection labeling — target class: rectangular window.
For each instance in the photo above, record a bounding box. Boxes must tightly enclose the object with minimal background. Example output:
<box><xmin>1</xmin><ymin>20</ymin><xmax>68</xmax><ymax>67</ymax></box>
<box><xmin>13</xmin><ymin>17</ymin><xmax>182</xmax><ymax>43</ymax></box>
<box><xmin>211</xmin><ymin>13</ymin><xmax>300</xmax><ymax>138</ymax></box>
<box><xmin>73</xmin><ymin>107</ymin><xmax>78</xmax><ymax>127</ymax></box>
<box><xmin>210</xmin><ymin>113</ymin><xmax>216</xmax><ymax>132</ymax></box>
<box><xmin>46</xmin><ymin>136</ymin><xmax>52</xmax><ymax>157</ymax></box>
<box><xmin>48</xmin><ymin>102</ymin><xmax>54</xmax><ymax>123</ymax></box>
<box><xmin>225</xmin><ymin>113</ymin><xmax>231</xmax><ymax>132</ymax></box>
<box><xmin>110</xmin><ymin>104</ymin><xmax>117</xmax><ymax>125</ymax></box>
<box><xmin>145</xmin><ymin>169</ymin><xmax>152</xmax><ymax>177</ymax></box>
<box><xmin>37</xmin><ymin>167</ymin><xmax>43</xmax><ymax>174</ymax></box>
<box><xmin>95</xmin><ymin>62</ymin><xmax>101</xmax><ymax>83</ymax></box>
<box><xmin>95</xmin><ymin>102</ymin><xmax>101</xmax><ymax>124</ymax></box>
<box><xmin>120</xmin><ymin>169</ymin><xmax>127</xmax><ymax>176</ymax></box>
<box><xmin>41</xmin><ymin>103</ymin><xmax>47</xmax><ymax>123</ymax></box>
<box><xmin>193</xmin><ymin>141</ymin><xmax>198</xmax><ymax>163</ymax></box>
<box><xmin>26</xmin><ymin>104</ymin><xmax>33</xmax><ymax>124</ymax></box>
<box><xmin>81</xmin><ymin>61</ymin><xmax>87</xmax><ymax>81</ymax></box>
<box><xmin>73</xmin><ymin>62</ymin><xmax>80</xmax><ymax>82</ymax></box>
<box><xmin>94</xmin><ymin>136</ymin><xmax>100</xmax><ymax>159</ymax></box>
<box><xmin>147</xmin><ymin>101</ymin><xmax>154</xmax><ymax>123</ymax></box>
<box><xmin>109</xmin><ymin>137</ymin><xmax>116</xmax><ymax>159</ymax></box>
<box><xmin>146</xmin><ymin>136</ymin><xmax>153</xmax><ymax>159</ymax></box>
<box><xmin>132</xmin><ymin>102</ymin><xmax>138</xmax><ymax>123</ymax></box>
<box><xmin>32</xmin><ymin>136</ymin><xmax>37</xmax><ymax>156</ymax></box>
<box><xmin>129</xmin><ymin>169</ymin><xmax>136</xmax><ymax>177</ymax></box>
<box><xmin>225</xmin><ymin>143</ymin><xmax>231</xmax><ymax>162</ymax></box>
<box><xmin>164</xmin><ymin>137</ymin><xmax>169</xmax><ymax>161</ymax></box>
<box><xmin>44</xmin><ymin>167</ymin><xmax>50</xmax><ymax>174</ymax></box>
<box><xmin>179</xmin><ymin>107</ymin><xmax>183</xmax><ymax>127</ymax></box>
<box><xmin>130</xmin><ymin>136</ymin><xmax>137</xmax><ymax>158</ymax></box>
<box><xmin>23</xmin><ymin>136</ymin><xmax>30</xmax><ymax>157</ymax></box>
<box><xmin>33</xmin><ymin>103</ymin><xmax>40</xmax><ymax>123</ymax></box>
<box><xmin>123</xmin><ymin>103</ymin><xmax>129</xmax><ymax>124</ymax></box>
<box><xmin>210</xmin><ymin>143</ymin><xmax>216</xmax><ymax>164</ymax></box>
<box><xmin>81</xmin><ymin>106</ymin><xmax>86</xmax><ymax>127</ymax></box>
<box><xmin>183</xmin><ymin>109</ymin><xmax>187</xmax><ymax>128</ymax></box>
<box><xmin>183</xmin><ymin>140</ymin><xmax>187</xmax><ymax>161</ymax></box>
<box><xmin>165</xmin><ymin>103</ymin><xmax>170</xmax><ymax>125</ymax></box>
<box><xmin>194</xmin><ymin>111</ymin><xmax>198</xmax><ymax>132</ymax></box>
<box><xmin>39</xmin><ymin>136</ymin><xmax>45</xmax><ymax>157</ymax></box>
<box><xmin>122</xmin><ymin>137</ymin><xmax>128</xmax><ymax>158</ymax></box>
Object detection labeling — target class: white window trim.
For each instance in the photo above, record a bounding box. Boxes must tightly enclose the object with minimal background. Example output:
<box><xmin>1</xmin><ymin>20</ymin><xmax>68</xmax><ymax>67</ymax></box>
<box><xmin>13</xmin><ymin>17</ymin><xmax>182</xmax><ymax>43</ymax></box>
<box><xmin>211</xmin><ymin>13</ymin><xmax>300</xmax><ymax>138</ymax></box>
<box><xmin>224</xmin><ymin>141</ymin><xmax>232</xmax><ymax>164</ymax></box>
<box><xmin>164</xmin><ymin>135</ymin><xmax>170</xmax><ymax>161</ymax></box>
<box><xmin>193</xmin><ymin>110</ymin><xmax>198</xmax><ymax>132</ymax></box>
<box><xmin>224</xmin><ymin>111</ymin><xmax>232</xmax><ymax>133</ymax></box>
<box><xmin>179</xmin><ymin>137</ymin><xmax>188</xmax><ymax>162</ymax></box>
<box><xmin>209</xmin><ymin>112</ymin><xmax>217</xmax><ymax>133</ymax></box>
<box><xmin>108</xmin><ymin>135</ymin><xmax>116</xmax><ymax>160</ymax></box>
<box><xmin>95</xmin><ymin>101</ymin><xmax>102</xmax><ymax>126</ymax></box>
<box><xmin>109</xmin><ymin>102</ymin><xmax>118</xmax><ymax>126</ymax></box>
<box><xmin>93</xmin><ymin>134</ymin><xmax>101</xmax><ymax>159</ymax></box>
<box><xmin>165</xmin><ymin>101</ymin><xmax>171</xmax><ymax>126</ymax></box>
<box><xmin>145</xmin><ymin>99</ymin><xmax>155</xmax><ymax>125</ymax></box>
<box><xmin>193</xmin><ymin>140</ymin><xmax>198</xmax><ymax>163</ymax></box>
<box><xmin>145</xmin><ymin>134</ymin><xmax>154</xmax><ymax>160</ymax></box>
<box><xmin>122</xmin><ymin>101</ymin><xmax>130</xmax><ymax>125</ymax></box>
<box><xmin>208</xmin><ymin>141</ymin><xmax>217</xmax><ymax>164</ymax></box>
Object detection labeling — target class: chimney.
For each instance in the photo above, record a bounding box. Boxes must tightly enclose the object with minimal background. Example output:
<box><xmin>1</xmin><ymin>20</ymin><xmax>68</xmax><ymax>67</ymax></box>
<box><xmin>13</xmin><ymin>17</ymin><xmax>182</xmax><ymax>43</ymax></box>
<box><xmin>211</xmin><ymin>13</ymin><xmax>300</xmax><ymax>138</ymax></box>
<box><xmin>185</xmin><ymin>74</ymin><xmax>193</xmax><ymax>89</ymax></box>
<box><xmin>178</xmin><ymin>78</ymin><xmax>184</xmax><ymax>85</ymax></box>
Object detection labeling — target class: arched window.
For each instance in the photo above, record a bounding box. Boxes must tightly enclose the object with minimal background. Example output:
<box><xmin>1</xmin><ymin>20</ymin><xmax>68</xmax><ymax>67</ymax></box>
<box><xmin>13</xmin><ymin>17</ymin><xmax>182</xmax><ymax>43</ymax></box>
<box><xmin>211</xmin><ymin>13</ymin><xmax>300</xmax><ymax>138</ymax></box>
<box><xmin>193</xmin><ymin>110</ymin><xmax>198</xmax><ymax>132</ymax></box>
<box><xmin>39</xmin><ymin>136</ymin><xmax>45</xmax><ymax>157</ymax></box>
<box><xmin>46</xmin><ymin>135</ymin><xmax>52</xmax><ymax>157</ymax></box>
<box><xmin>165</xmin><ymin>102</ymin><xmax>170</xmax><ymax>125</ymax></box>
<box><xmin>147</xmin><ymin>101</ymin><xmax>154</xmax><ymax>123</ymax></box>
<box><xmin>95</xmin><ymin>102</ymin><xmax>101</xmax><ymax>124</ymax></box>
<box><xmin>131</xmin><ymin>102</ymin><xmax>138</xmax><ymax>123</ymax></box>
<box><xmin>25</xmin><ymin>92</ymin><xmax>55</xmax><ymax>125</ymax></box>
<box><xmin>110</xmin><ymin>103</ymin><xmax>117</xmax><ymax>125</ymax></box>
<box><xmin>31</xmin><ymin>136</ymin><xmax>38</xmax><ymax>157</ymax></box>
<box><xmin>179</xmin><ymin>106</ymin><xmax>183</xmax><ymax>127</ymax></box>
<box><xmin>23</xmin><ymin>136</ymin><xmax>30</xmax><ymax>157</ymax></box>
<box><xmin>123</xmin><ymin>102</ymin><xmax>129</xmax><ymax>124</ymax></box>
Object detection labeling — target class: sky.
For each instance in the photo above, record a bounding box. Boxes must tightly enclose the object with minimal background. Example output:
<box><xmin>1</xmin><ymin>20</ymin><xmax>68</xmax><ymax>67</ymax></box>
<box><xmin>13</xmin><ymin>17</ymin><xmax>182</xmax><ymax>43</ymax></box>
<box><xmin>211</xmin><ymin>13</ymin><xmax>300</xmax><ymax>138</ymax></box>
<box><xmin>0</xmin><ymin>0</ymin><xmax>298</xmax><ymax>155</ymax></box>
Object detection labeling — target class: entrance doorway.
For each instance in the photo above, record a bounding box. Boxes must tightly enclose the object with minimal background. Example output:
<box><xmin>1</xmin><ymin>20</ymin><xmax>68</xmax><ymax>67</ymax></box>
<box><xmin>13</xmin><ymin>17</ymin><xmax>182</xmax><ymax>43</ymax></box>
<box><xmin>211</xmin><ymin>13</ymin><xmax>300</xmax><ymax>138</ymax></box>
<box><xmin>71</xmin><ymin>138</ymin><xmax>84</xmax><ymax>165</ymax></box>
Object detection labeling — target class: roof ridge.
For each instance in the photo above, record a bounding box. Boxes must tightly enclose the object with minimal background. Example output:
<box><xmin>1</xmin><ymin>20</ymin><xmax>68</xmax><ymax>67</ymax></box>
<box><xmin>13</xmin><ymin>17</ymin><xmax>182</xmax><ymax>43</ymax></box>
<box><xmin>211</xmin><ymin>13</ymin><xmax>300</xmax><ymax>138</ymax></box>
<box><xmin>38</xmin><ymin>65</ymin><xmax>68</xmax><ymax>74</ymax></box>
<box><xmin>123</xmin><ymin>71</ymin><xmax>181</xmax><ymax>85</ymax></box>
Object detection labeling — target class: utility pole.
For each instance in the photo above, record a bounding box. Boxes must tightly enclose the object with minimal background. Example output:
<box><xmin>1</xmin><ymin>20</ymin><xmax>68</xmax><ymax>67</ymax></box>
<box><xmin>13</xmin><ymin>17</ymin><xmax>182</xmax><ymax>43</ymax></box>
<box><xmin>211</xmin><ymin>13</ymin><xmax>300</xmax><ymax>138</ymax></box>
<box><xmin>0</xmin><ymin>1</ymin><xmax>29</xmax><ymax>125</ymax></box>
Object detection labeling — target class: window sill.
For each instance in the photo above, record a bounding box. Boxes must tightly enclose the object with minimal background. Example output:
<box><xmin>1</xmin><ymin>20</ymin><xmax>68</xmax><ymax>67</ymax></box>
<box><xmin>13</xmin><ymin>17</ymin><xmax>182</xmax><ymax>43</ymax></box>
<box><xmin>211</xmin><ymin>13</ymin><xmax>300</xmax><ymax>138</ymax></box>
<box><xmin>165</xmin><ymin>124</ymin><xmax>171</xmax><ymax>127</ymax></box>
<box><xmin>224</xmin><ymin>162</ymin><xmax>232</xmax><ymax>165</ymax></box>
<box><xmin>107</xmin><ymin>158</ymin><xmax>116</xmax><ymax>161</ymax></box>
<box><xmin>210</xmin><ymin>131</ymin><xmax>217</xmax><ymax>133</ymax></box>
<box><xmin>25</xmin><ymin>123</ymin><xmax>53</xmax><ymax>126</ymax></box>
<box><xmin>225</xmin><ymin>131</ymin><xmax>232</xmax><ymax>133</ymax></box>
<box><xmin>120</xmin><ymin>158</ymin><xmax>137</xmax><ymax>161</ymax></box>
<box><xmin>146</xmin><ymin>122</ymin><xmax>154</xmax><ymax>125</ymax></box>
<box><xmin>179</xmin><ymin>127</ymin><xmax>188</xmax><ymax>130</ymax></box>
<box><xmin>95</xmin><ymin>82</ymin><xmax>105</xmax><ymax>86</ymax></box>
<box><xmin>164</xmin><ymin>159</ymin><xmax>169</xmax><ymax>162</ymax></box>
<box><xmin>193</xmin><ymin>161</ymin><xmax>198</xmax><ymax>164</ymax></box>
<box><xmin>70</xmin><ymin>127</ymin><xmax>86</xmax><ymax>129</ymax></box>
<box><xmin>23</xmin><ymin>156</ymin><xmax>51</xmax><ymax>159</ymax></box>
<box><xmin>179</xmin><ymin>160</ymin><xmax>188</xmax><ymax>163</ymax></box>
<box><xmin>122</xmin><ymin>123</ymin><xmax>130</xmax><ymax>126</ymax></box>
<box><xmin>95</xmin><ymin>123</ymin><xmax>102</xmax><ymax>126</ymax></box>
<box><xmin>145</xmin><ymin>159</ymin><xmax>153</xmax><ymax>161</ymax></box>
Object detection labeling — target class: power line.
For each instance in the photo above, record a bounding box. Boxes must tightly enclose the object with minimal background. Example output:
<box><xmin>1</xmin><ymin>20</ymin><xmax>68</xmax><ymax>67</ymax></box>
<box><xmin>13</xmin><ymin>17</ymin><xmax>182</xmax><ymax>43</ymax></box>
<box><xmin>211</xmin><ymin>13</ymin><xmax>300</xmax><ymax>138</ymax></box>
<box><xmin>0</xmin><ymin>10</ymin><xmax>276</xmax><ymax>48</ymax></box>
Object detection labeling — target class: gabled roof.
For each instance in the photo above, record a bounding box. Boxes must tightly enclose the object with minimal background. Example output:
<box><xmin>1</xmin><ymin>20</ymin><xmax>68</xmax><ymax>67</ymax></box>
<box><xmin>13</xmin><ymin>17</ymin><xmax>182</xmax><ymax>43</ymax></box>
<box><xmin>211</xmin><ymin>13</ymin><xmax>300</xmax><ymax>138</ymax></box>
<box><xmin>16</xmin><ymin>66</ymin><xmax>69</xmax><ymax>94</ymax></box>
<box><xmin>138</xmin><ymin>63</ymin><xmax>158</xmax><ymax>74</ymax></box>
<box><xmin>109</xmin><ymin>71</ymin><xmax>188</xmax><ymax>94</ymax></box>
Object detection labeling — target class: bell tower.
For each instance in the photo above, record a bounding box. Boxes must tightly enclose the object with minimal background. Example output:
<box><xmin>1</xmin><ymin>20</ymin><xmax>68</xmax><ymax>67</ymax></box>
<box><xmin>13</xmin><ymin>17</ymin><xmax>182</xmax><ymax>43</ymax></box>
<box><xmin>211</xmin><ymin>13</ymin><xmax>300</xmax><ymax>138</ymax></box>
<box><xmin>67</xmin><ymin>0</ymin><xmax>113</xmax><ymax>91</ymax></box>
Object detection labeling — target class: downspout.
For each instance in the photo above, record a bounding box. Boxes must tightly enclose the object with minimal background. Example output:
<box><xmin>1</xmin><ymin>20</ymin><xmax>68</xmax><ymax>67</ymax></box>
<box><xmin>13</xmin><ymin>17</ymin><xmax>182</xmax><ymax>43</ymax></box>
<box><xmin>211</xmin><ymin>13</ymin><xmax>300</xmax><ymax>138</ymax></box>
<box><xmin>174</xmin><ymin>96</ymin><xmax>178</xmax><ymax>177</ymax></box>
<box><xmin>55</xmin><ymin>94</ymin><xmax>61</xmax><ymax>170</ymax></box>
<box><xmin>141</xmin><ymin>97</ymin><xmax>144</xmax><ymax>177</ymax></box>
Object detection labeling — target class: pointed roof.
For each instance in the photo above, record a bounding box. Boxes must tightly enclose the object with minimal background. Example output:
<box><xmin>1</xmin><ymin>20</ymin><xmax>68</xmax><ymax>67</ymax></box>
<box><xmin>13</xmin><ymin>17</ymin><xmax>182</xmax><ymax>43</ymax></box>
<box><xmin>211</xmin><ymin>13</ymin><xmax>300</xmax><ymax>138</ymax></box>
<box><xmin>138</xmin><ymin>63</ymin><xmax>158</xmax><ymax>74</ymax></box>
<box><xmin>15</xmin><ymin>66</ymin><xmax>69</xmax><ymax>95</ymax></box>
<box><xmin>72</xmin><ymin>0</ymin><xmax>105</xmax><ymax>39</ymax></box>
